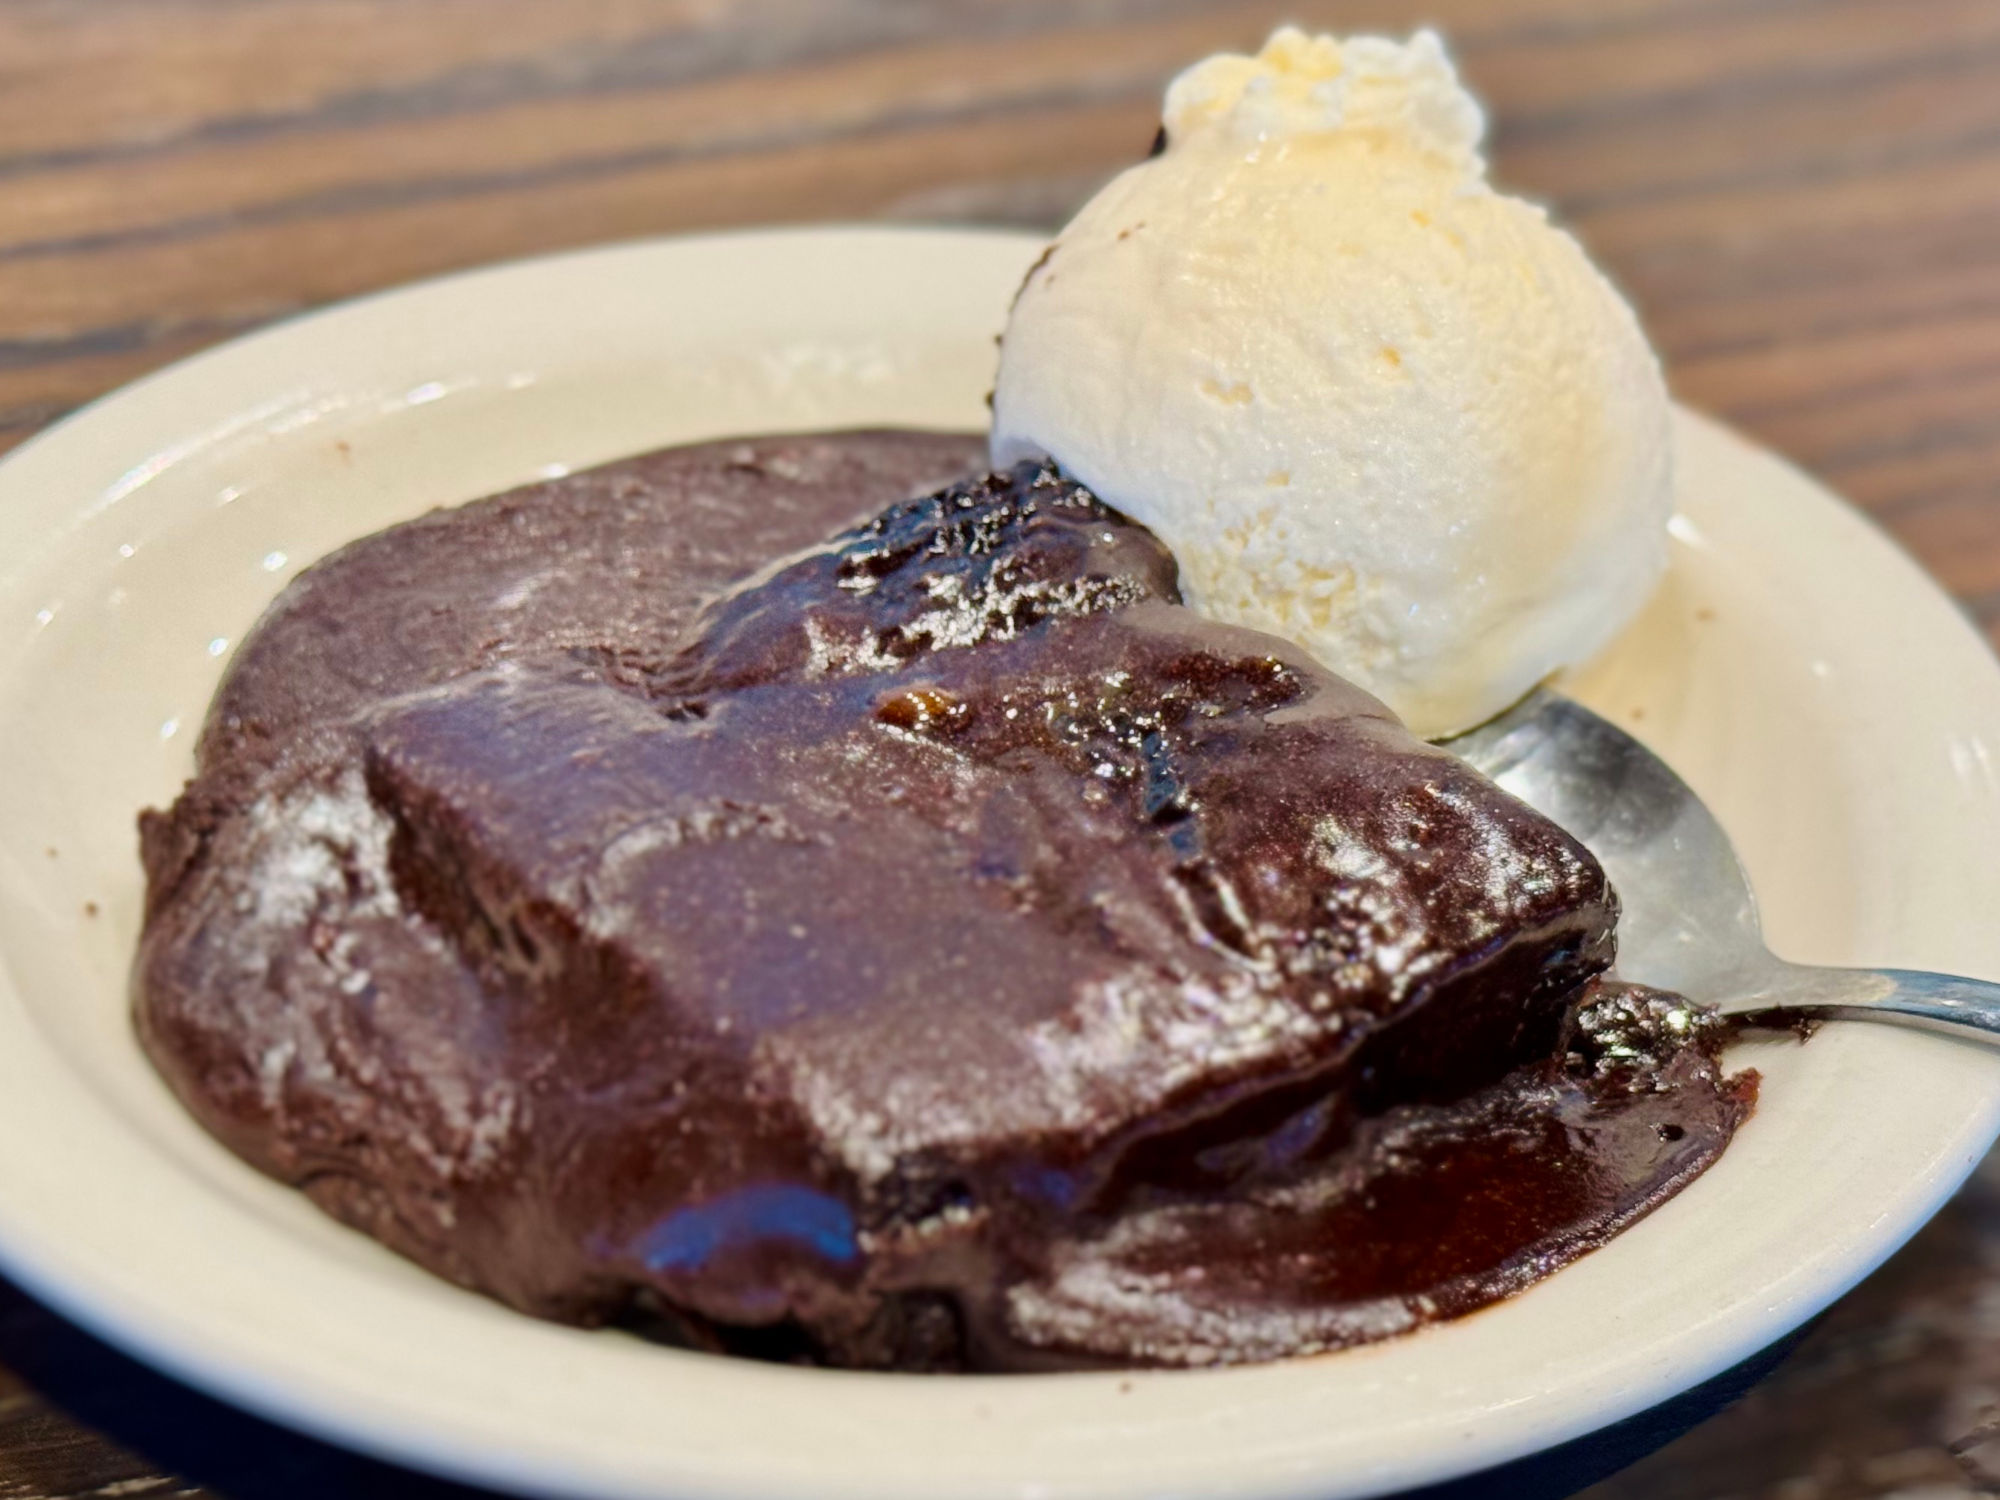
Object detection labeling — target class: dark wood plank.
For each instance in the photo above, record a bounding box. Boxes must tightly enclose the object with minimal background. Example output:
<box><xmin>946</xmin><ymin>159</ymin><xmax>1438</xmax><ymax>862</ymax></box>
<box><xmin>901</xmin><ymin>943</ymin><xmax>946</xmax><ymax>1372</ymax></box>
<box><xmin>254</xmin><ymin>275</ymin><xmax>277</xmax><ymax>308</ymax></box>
<box><xmin>0</xmin><ymin>2</ymin><xmax>1995</xmax><ymax>1496</ymax></box>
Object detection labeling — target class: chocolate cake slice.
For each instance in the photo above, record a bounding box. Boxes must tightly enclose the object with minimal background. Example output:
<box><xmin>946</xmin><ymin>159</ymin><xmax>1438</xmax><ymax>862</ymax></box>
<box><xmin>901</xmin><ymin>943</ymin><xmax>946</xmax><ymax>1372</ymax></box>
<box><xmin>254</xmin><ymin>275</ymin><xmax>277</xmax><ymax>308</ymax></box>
<box><xmin>134</xmin><ymin>431</ymin><xmax>1751</xmax><ymax>1370</ymax></box>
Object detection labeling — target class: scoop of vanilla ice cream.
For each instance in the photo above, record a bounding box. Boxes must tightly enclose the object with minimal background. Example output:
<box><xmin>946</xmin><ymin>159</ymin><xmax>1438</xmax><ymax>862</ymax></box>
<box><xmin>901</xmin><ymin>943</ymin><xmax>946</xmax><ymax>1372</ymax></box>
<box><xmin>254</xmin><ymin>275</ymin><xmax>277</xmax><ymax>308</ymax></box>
<box><xmin>990</xmin><ymin>27</ymin><xmax>1672</xmax><ymax>739</ymax></box>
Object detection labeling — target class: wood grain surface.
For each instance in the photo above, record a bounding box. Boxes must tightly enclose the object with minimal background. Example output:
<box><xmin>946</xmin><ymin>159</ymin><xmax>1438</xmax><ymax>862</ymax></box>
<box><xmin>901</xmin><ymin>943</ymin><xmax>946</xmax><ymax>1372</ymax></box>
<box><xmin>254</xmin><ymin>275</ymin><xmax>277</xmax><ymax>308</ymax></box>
<box><xmin>1</xmin><ymin>1</ymin><xmax>1996</xmax><ymax>1496</ymax></box>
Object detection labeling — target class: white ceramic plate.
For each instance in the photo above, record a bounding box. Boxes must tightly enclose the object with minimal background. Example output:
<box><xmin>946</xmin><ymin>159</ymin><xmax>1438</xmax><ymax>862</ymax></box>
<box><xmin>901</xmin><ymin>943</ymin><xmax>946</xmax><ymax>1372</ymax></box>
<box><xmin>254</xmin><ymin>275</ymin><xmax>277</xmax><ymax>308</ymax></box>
<box><xmin>2</xmin><ymin>227</ymin><xmax>1999</xmax><ymax>1500</ymax></box>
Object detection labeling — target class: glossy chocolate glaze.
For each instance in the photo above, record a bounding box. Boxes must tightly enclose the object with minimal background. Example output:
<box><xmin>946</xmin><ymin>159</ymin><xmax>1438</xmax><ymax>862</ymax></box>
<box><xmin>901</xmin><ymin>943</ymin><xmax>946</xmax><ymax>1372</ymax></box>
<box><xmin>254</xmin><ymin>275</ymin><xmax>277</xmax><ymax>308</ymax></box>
<box><xmin>135</xmin><ymin>431</ymin><xmax>1753</xmax><ymax>1370</ymax></box>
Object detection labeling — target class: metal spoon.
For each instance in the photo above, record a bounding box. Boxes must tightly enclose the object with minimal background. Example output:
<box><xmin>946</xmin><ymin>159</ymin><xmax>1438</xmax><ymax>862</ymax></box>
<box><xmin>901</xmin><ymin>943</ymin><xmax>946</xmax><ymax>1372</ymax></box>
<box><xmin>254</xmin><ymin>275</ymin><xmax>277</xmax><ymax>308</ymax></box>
<box><xmin>1448</xmin><ymin>689</ymin><xmax>2000</xmax><ymax>1040</ymax></box>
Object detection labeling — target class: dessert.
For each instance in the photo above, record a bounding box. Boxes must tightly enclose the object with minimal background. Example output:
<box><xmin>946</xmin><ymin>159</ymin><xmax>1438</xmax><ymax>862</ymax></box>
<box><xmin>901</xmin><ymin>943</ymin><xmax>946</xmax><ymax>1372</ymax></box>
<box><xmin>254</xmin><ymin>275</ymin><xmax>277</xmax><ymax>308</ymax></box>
<box><xmin>134</xmin><ymin>25</ymin><xmax>1753</xmax><ymax>1373</ymax></box>
<box><xmin>991</xmin><ymin>28</ymin><xmax>1673</xmax><ymax>738</ymax></box>
<box><xmin>135</xmin><ymin>433</ymin><xmax>1752</xmax><ymax>1371</ymax></box>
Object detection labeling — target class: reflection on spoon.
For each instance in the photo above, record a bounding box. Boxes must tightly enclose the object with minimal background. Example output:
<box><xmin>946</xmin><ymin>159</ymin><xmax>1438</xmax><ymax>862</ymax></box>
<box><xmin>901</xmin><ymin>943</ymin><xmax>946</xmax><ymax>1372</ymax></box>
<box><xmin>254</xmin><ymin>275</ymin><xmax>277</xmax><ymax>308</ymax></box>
<box><xmin>1450</xmin><ymin>690</ymin><xmax>2000</xmax><ymax>1041</ymax></box>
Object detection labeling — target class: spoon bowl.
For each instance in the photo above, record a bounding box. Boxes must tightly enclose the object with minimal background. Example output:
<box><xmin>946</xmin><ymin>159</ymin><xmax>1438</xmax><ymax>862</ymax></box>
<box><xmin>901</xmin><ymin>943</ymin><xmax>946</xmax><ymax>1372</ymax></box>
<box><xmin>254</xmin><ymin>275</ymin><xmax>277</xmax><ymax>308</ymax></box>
<box><xmin>1452</xmin><ymin>690</ymin><xmax>2000</xmax><ymax>1038</ymax></box>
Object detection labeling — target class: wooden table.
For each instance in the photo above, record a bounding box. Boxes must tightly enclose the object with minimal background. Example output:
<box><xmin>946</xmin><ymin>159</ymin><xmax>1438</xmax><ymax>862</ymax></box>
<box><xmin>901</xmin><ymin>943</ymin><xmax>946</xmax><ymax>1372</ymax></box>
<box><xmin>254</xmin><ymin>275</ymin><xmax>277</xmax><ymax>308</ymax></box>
<box><xmin>1</xmin><ymin>2</ymin><xmax>1996</xmax><ymax>1495</ymax></box>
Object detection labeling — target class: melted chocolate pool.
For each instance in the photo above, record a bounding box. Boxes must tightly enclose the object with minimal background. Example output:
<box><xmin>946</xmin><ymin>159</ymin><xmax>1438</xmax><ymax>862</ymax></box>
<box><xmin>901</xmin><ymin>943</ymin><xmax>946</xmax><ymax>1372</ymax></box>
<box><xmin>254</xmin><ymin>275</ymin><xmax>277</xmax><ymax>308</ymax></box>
<box><xmin>135</xmin><ymin>431</ymin><xmax>1753</xmax><ymax>1370</ymax></box>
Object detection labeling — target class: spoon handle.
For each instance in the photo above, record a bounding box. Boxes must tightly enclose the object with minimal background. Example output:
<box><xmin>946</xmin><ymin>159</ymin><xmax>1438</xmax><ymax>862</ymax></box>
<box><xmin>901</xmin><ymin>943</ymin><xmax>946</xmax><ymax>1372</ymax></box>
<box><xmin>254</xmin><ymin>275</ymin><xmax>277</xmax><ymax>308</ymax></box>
<box><xmin>1732</xmin><ymin>968</ymin><xmax>2000</xmax><ymax>1042</ymax></box>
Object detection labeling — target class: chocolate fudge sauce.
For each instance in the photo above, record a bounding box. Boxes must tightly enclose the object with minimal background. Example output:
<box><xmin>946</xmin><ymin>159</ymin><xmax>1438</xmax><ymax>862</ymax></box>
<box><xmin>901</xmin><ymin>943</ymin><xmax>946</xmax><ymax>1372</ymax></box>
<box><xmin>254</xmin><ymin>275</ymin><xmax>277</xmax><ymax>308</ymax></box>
<box><xmin>135</xmin><ymin>431</ymin><xmax>1753</xmax><ymax>1370</ymax></box>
